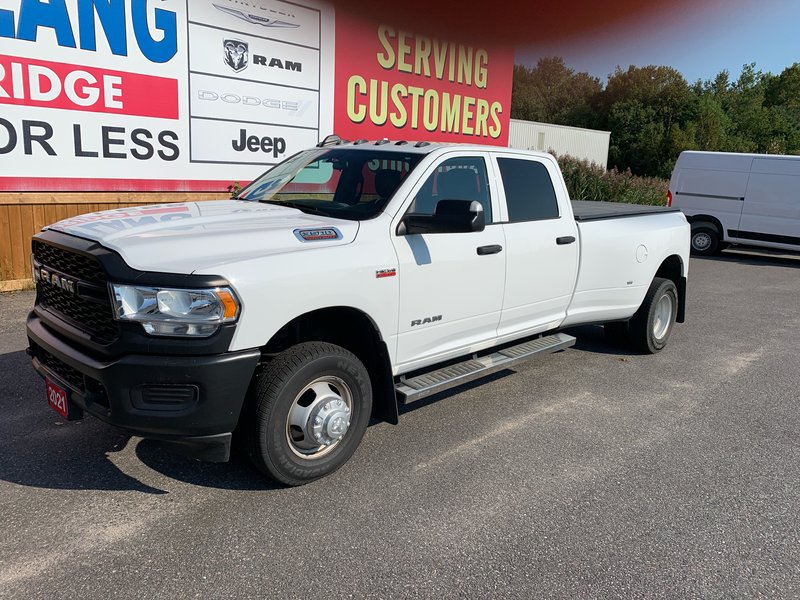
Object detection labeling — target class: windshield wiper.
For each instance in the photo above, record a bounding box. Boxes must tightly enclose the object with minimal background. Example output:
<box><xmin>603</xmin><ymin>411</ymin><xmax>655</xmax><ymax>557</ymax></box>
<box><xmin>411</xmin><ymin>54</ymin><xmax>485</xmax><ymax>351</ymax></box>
<box><xmin>258</xmin><ymin>200</ymin><xmax>333</xmax><ymax>217</ymax></box>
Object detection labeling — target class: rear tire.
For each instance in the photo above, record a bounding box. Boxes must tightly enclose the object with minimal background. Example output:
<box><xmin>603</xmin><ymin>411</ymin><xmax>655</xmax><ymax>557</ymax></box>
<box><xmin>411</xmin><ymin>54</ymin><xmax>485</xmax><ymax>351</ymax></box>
<box><xmin>690</xmin><ymin>224</ymin><xmax>720</xmax><ymax>255</ymax></box>
<box><xmin>248</xmin><ymin>342</ymin><xmax>372</xmax><ymax>486</ymax></box>
<box><xmin>629</xmin><ymin>278</ymin><xmax>678</xmax><ymax>354</ymax></box>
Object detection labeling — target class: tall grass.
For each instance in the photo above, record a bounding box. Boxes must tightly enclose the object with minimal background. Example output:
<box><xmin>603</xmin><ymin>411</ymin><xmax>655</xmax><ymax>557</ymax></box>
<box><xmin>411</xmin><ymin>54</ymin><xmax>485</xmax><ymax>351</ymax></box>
<box><xmin>556</xmin><ymin>155</ymin><xmax>669</xmax><ymax>206</ymax></box>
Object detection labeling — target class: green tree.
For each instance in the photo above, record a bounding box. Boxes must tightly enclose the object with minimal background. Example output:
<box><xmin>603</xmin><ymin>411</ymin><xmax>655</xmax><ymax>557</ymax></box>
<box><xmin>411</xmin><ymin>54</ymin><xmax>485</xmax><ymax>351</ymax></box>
<box><xmin>512</xmin><ymin>58</ymin><xmax>800</xmax><ymax>179</ymax></box>
<box><xmin>765</xmin><ymin>63</ymin><xmax>800</xmax><ymax>108</ymax></box>
<box><xmin>597</xmin><ymin>65</ymin><xmax>692</xmax><ymax>176</ymax></box>
<box><xmin>763</xmin><ymin>64</ymin><xmax>800</xmax><ymax>153</ymax></box>
<box><xmin>688</xmin><ymin>95</ymin><xmax>730</xmax><ymax>151</ymax></box>
<box><xmin>511</xmin><ymin>58</ymin><xmax>601</xmax><ymax>126</ymax></box>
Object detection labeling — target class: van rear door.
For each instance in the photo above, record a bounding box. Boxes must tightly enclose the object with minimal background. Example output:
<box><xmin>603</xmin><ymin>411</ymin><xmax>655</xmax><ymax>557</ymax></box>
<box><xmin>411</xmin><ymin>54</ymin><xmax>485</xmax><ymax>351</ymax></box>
<box><xmin>734</xmin><ymin>158</ymin><xmax>800</xmax><ymax>249</ymax></box>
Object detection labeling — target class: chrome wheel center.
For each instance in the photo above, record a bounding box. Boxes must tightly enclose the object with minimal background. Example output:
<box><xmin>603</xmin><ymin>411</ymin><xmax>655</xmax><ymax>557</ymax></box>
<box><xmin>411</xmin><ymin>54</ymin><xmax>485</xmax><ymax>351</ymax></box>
<box><xmin>286</xmin><ymin>376</ymin><xmax>353</xmax><ymax>459</ymax></box>
<box><xmin>652</xmin><ymin>293</ymin><xmax>674</xmax><ymax>341</ymax></box>
<box><xmin>309</xmin><ymin>398</ymin><xmax>351</xmax><ymax>445</ymax></box>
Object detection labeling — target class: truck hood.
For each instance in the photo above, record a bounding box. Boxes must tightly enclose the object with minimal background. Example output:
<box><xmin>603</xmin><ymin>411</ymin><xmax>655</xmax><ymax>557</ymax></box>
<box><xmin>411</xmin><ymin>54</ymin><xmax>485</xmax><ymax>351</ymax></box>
<box><xmin>46</xmin><ymin>200</ymin><xmax>360</xmax><ymax>274</ymax></box>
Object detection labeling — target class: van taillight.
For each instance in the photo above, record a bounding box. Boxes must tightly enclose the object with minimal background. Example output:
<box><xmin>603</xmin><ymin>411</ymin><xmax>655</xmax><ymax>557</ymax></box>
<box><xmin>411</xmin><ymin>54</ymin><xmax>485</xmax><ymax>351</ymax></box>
<box><xmin>667</xmin><ymin>190</ymin><xmax>673</xmax><ymax>207</ymax></box>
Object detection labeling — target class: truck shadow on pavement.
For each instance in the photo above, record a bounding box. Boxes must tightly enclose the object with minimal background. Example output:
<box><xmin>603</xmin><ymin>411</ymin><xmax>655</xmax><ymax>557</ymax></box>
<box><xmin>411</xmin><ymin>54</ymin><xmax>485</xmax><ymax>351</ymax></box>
<box><xmin>1</xmin><ymin>328</ymin><xmax>633</xmax><ymax>492</ymax></box>
<box><xmin>133</xmin><ymin>440</ymin><xmax>282</xmax><ymax>491</ymax></box>
<box><xmin>398</xmin><ymin>327</ymin><xmax>636</xmax><ymax>414</ymax></box>
<box><xmin>0</xmin><ymin>349</ymin><xmax>276</xmax><ymax>493</ymax></box>
<box><xmin>564</xmin><ymin>325</ymin><xmax>641</xmax><ymax>357</ymax></box>
<box><xmin>0</xmin><ymin>350</ymin><xmax>169</xmax><ymax>493</ymax></box>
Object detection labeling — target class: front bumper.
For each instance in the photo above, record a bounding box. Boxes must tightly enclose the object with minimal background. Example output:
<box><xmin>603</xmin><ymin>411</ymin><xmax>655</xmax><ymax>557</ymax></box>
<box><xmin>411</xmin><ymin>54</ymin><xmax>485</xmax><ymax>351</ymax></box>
<box><xmin>27</xmin><ymin>313</ymin><xmax>261</xmax><ymax>462</ymax></box>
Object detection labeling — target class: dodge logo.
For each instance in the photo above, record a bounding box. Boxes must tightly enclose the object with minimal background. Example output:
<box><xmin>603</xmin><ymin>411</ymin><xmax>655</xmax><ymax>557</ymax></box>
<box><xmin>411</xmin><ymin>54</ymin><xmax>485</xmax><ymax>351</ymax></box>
<box><xmin>224</xmin><ymin>39</ymin><xmax>249</xmax><ymax>73</ymax></box>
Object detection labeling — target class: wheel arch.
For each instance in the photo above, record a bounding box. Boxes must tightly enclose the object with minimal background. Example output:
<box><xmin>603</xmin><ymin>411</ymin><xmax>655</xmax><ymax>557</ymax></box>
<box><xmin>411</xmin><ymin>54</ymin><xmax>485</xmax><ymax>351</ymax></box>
<box><xmin>686</xmin><ymin>214</ymin><xmax>724</xmax><ymax>237</ymax></box>
<box><xmin>654</xmin><ymin>254</ymin><xmax>686</xmax><ymax>323</ymax></box>
<box><xmin>259</xmin><ymin>306</ymin><xmax>398</xmax><ymax>425</ymax></box>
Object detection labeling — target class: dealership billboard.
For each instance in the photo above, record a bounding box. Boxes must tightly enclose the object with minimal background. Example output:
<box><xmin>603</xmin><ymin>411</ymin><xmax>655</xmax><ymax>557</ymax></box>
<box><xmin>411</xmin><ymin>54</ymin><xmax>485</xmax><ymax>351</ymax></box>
<box><xmin>0</xmin><ymin>0</ymin><xmax>512</xmax><ymax>192</ymax></box>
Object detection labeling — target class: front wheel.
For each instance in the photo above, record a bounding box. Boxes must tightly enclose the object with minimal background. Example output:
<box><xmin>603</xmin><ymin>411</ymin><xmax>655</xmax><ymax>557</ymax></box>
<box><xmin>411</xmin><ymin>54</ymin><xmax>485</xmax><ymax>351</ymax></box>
<box><xmin>248</xmin><ymin>342</ymin><xmax>372</xmax><ymax>486</ymax></box>
<box><xmin>628</xmin><ymin>277</ymin><xmax>678</xmax><ymax>354</ymax></box>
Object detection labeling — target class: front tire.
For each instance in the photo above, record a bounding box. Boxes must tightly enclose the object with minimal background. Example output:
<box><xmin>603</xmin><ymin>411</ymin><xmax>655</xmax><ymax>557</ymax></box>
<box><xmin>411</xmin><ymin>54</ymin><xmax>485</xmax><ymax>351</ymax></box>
<box><xmin>248</xmin><ymin>342</ymin><xmax>372</xmax><ymax>486</ymax></box>
<box><xmin>629</xmin><ymin>277</ymin><xmax>678</xmax><ymax>354</ymax></box>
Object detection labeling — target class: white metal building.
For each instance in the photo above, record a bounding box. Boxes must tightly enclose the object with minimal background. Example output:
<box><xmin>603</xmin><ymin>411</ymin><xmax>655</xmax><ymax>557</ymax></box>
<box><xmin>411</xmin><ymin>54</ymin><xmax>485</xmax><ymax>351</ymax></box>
<box><xmin>509</xmin><ymin>119</ymin><xmax>611</xmax><ymax>170</ymax></box>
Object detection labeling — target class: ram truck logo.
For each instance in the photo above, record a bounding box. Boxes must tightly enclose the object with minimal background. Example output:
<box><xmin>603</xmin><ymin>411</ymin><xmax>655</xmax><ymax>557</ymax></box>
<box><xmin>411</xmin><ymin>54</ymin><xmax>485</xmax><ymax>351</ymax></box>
<box><xmin>411</xmin><ymin>315</ymin><xmax>442</xmax><ymax>327</ymax></box>
<box><xmin>224</xmin><ymin>39</ymin><xmax>249</xmax><ymax>72</ymax></box>
<box><xmin>34</xmin><ymin>266</ymin><xmax>76</xmax><ymax>295</ymax></box>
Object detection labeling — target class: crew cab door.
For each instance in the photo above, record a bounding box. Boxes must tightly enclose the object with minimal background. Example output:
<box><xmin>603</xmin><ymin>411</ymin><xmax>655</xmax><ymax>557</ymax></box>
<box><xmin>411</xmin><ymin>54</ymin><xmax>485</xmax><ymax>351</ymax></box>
<box><xmin>391</xmin><ymin>153</ymin><xmax>505</xmax><ymax>369</ymax></box>
<box><xmin>492</xmin><ymin>153</ymin><xmax>579</xmax><ymax>337</ymax></box>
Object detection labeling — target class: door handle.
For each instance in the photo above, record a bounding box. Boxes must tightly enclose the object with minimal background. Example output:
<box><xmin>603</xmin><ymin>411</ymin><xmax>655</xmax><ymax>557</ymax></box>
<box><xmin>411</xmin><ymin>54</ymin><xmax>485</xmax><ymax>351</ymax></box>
<box><xmin>556</xmin><ymin>236</ymin><xmax>576</xmax><ymax>245</ymax></box>
<box><xmin>477</xmin><ymin>244</ymin><xmax>503</xmax><ymax>255</ymax></box>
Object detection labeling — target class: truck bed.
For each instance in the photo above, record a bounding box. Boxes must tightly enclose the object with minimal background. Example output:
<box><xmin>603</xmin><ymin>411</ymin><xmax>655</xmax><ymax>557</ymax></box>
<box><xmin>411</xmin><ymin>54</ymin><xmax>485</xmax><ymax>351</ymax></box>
<box><xmin>571</xmin><ymin>200</ymin><xmax>681</xmax><ymax>222</ymax></box>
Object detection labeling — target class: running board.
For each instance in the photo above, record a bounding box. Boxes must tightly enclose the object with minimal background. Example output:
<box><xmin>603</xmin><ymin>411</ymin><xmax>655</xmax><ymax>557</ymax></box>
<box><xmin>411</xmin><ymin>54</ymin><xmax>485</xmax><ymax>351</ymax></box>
<box><xmin>396</xmin><ymin>333</ymin><xmax>576</xmax><ymax>404</ymax></box>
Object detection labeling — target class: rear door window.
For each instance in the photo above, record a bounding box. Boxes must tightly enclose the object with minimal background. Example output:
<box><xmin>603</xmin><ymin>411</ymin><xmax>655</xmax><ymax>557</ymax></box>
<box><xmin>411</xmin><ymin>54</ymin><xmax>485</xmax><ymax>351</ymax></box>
<box><xmin>497</xmin><ymin>158</ymin><xmax>559</xmax><ymax>222</ymax></box>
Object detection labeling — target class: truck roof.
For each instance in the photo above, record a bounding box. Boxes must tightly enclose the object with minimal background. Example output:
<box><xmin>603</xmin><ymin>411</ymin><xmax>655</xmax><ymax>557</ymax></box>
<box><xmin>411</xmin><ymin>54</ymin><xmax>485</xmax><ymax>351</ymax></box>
<box><xmin>316</xmin><ymin>135</ymin><xmax>553</xmax><ymax>160</ymax></box>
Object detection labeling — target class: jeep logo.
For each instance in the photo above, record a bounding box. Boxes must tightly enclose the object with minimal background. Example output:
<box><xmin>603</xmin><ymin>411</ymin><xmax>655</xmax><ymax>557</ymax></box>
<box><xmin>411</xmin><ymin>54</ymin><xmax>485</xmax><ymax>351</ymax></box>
<box><xmin>34</xmin><ymin>266</ymin><xmax>76</xmax><ymax>294</ymax></box>
<box><xmin>231</xmin><ymin>129</ymin><xmax>287</xmax><ymax>157</ymax></box>
<box><xmin>411</xmin><ymin>315</ymin><xmax>442</xmax><ymax>327</ymax></box>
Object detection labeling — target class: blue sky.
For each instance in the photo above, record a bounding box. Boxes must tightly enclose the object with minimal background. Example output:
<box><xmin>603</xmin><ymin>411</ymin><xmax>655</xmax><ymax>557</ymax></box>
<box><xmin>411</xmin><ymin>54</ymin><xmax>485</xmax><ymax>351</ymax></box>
<box><xmin>516</xmin><ymin>0</ymin><xmax>800</xmax><ymax>84</ymax></box>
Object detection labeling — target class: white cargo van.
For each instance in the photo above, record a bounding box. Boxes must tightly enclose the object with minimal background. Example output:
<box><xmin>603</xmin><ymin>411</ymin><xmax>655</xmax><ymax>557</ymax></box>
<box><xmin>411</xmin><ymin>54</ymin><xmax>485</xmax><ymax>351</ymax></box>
<box><xmin>669</xmin><ymin>151</ymin><xmax>800</xmax><ymax>255</ymax></box>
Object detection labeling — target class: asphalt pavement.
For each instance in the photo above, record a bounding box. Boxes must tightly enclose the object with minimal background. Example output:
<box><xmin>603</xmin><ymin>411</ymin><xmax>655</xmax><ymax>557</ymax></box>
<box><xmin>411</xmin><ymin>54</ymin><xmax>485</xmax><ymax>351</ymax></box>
<box><xmin>1</xmin><ymin>250</ymin><xmax>799</xmax><ymax>599</ymax></box>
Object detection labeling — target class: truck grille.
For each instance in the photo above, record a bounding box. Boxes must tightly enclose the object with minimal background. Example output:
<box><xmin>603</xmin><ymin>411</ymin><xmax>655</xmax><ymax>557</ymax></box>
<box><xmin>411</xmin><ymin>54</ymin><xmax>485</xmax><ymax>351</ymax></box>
<box><xmin>32</xmin><ymin>240</ymin><xmax>107</xmax><ymax>285</ymax></box>
<box><xmin>37</xmin><ymin>346</ymin><xmax>86</xmax><ymax>393</ymax></box>
<box><xmin>33</xmin><ymin>241</ymin><xmax>120</xmax><ymax>344</ymax></box>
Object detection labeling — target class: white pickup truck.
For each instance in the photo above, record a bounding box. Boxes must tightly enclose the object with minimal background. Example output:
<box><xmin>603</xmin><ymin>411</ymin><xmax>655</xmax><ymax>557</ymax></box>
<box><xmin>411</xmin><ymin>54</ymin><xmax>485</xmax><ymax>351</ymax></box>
<box><xmin>27</xmin><ymin>139</ymin><xmax>690</xmax><ymax>485</ymax></box>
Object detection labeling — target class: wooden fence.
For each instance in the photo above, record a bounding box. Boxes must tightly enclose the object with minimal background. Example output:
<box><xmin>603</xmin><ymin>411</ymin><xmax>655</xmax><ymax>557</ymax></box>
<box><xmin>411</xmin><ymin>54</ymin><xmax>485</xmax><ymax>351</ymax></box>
<box><xmin>0</xmin><ymin>192</ymin><xmax>223</xmax><ymax>291</ymax></box>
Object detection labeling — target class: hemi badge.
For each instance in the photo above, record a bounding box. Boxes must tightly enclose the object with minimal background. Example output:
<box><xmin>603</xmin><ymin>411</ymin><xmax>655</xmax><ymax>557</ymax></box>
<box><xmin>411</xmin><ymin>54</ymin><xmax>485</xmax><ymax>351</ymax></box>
<box><xmin>376</xmin><ymin>268</ymin><xmax>396</xmax><ymax>279</ymax></box>
<box><xmin>294</xmin><ymin>228</ymin><xmax>342</xmax><ymax>242</ymax></box>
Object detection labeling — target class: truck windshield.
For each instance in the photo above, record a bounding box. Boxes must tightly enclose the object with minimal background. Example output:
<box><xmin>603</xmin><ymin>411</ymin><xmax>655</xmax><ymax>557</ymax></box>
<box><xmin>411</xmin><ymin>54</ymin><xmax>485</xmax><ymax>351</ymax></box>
<box><xmin>237</xmin><ymin>148</ymin><xmax>424</xmax><ymax>220</ymax></box>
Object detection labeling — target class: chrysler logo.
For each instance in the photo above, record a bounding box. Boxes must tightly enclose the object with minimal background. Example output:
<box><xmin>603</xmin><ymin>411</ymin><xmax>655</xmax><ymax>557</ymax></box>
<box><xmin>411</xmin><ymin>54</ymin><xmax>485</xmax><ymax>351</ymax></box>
<box><xmin>213</xmin><ymin>3</ymin><xmax>299</xmax><ymax>28</ymax></box>
<box><xmin>34</xmin><ymin>265</ymin><xmax>77</xmax><ymax>295</ymax></box>
<box><xmin>224</xmin><ymin>39</ymin><xmax>249</xmax><ymax>73</ymax></box>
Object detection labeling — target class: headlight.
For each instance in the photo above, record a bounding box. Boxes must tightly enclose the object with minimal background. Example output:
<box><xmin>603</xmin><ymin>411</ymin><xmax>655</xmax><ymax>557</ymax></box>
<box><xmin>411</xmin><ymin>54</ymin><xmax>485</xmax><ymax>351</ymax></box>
<box><xmin>111</xmin><ymin>285</ymin><xmax>240</xmax><ymax>337</ymax></box>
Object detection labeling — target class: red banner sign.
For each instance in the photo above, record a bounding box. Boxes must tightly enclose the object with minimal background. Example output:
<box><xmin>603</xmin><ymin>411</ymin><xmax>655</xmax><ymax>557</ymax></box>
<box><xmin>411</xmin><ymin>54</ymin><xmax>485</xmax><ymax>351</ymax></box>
<box><xmin>333</xmin><ymin>15</ymin><xmax>514</xmax><ymax>145</ymax></box>
<box><xmin>0</xmin><ymin>54</ymin><xmax>179</xmax><ymax>119</ymax></box>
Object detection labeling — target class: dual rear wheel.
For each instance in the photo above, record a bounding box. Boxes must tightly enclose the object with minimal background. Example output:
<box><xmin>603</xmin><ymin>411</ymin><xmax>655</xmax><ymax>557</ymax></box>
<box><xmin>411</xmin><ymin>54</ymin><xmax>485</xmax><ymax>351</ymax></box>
<box><xmin>605</xmin><ymin>277</ymin><xmax>678</xmax><ymax>354</ymax></box>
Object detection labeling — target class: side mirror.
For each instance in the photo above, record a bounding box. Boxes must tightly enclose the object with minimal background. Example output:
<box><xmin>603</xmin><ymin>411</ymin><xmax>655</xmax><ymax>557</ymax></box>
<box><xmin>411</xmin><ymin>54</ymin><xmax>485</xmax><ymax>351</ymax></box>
<box><xmin>399</xmin><ymin>200</ymin><xmax>486</xmax><ymax>235</ymax></box>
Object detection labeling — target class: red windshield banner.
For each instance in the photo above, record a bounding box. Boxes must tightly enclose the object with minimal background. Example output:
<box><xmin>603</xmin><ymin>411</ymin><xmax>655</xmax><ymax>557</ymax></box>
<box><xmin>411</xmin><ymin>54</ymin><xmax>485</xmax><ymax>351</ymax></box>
<box><xmin>333</xmin><ymin>13</ymin><xmax>514</xmax><ymax>145</ymax></box>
